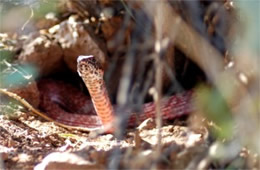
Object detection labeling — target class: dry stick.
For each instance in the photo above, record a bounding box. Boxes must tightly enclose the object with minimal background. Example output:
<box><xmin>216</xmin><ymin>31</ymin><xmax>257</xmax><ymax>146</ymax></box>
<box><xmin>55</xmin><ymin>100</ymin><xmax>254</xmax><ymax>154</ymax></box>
<box><xmin>154</xmin><ymin>55</ymin><xmax>163</xmax><ymax>156</ymax></box>
<box><xmin>153</xmin><ymin>1</ymin><xmax>171</xmax><ymax>158</ymax></box>
<box><xmin>0</xmin><ymin>88</ymin><xmax>96</xmax><ymax>132</ymax></box>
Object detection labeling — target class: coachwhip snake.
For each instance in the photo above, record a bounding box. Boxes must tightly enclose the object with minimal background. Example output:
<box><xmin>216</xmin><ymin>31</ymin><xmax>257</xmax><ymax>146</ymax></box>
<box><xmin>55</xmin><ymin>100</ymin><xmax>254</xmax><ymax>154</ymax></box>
<box><xmin>0</xmin><ymin>55</ymin><xmax>194</xmax><ymax>132</ymax></box>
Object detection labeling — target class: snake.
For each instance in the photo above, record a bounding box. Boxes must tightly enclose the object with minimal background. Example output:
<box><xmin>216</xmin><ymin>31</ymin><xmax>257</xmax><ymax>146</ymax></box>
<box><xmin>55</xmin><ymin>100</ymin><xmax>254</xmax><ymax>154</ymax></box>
<box><xmin>0</xmin><ymin>55</ymin><xmax>194</xmax><ymax>132</ymax></box>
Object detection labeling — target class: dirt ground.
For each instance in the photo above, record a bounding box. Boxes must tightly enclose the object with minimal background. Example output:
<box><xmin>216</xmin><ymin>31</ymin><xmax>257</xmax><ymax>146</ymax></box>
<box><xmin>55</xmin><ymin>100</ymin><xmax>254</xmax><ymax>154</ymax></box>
<box><xmin>0</xmin><ymin>109</ymin><xmax>210</xmax><ymax>169</ymax></box>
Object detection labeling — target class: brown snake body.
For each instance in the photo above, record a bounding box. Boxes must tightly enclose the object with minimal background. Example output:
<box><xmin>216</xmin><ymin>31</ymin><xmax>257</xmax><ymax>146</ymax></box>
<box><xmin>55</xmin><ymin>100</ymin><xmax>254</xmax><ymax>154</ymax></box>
<box><xmin>0</xmin><ymin>55</ymin><xmax>195</xmax><ymax>132</ymax></box>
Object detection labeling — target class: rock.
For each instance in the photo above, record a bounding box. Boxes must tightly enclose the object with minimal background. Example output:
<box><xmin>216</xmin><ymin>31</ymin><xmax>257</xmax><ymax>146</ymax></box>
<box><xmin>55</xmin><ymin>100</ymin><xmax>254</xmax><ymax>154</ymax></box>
<box><xmin>35</xmin><ymin>152</ymin><xmax>104</xmax><ymax>170</ymax></box>
<box><xmin>54</xmin><ymin>16</ymin><xmax>107</xmax><ymax>72</ymax></box>
<box><xmin>18</xmin><ymin>32</ymin><xmax>63</xmax><ymax>76</ymax></box>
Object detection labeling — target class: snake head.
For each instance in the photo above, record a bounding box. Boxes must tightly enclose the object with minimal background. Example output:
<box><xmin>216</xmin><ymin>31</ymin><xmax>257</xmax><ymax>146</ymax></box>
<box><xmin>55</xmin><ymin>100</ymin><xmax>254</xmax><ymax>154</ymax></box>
<box><xmin>77</xmin><ymin>55</ymin><xmax>104</xmax><ymax>81</ymax></box>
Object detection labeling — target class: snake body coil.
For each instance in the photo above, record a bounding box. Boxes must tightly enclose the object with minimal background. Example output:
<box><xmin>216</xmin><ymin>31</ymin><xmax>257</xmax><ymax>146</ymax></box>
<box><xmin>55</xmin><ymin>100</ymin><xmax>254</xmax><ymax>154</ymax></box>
<box><xmin>2</xmin><ymin>55</ymin><xmax>194</xmax><ymax>132</ymax></box>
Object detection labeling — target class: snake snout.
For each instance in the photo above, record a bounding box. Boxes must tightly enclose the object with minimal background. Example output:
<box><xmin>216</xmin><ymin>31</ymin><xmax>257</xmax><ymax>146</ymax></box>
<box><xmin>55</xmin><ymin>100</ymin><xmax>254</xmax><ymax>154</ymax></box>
<box><xmin>77</xmin><ymin>55</ymin><xmax>94</xmax><ymax>63</ymax></box>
